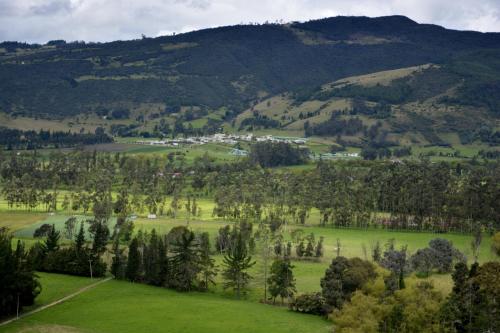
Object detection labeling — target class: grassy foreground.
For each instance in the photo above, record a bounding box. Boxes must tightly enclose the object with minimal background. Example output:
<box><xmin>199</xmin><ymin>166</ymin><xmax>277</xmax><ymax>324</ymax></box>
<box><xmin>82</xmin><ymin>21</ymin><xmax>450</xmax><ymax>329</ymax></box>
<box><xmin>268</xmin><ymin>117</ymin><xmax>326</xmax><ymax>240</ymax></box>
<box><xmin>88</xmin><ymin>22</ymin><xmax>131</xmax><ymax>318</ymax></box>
<box><xmin>1</xmin><ymin>277</ymin><xmax>330</xmax><ymax>333</ymax></box>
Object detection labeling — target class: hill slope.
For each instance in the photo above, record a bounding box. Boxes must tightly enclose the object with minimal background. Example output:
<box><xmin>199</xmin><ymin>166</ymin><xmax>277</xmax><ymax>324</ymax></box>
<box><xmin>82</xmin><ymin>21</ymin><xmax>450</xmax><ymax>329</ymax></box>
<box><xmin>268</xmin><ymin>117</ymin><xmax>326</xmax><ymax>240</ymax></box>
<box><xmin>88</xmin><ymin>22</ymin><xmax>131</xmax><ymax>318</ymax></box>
<box><xmin>1</xmin><ymin>15</ymin><xmax>499</xmax><ymax>147</ymax></box>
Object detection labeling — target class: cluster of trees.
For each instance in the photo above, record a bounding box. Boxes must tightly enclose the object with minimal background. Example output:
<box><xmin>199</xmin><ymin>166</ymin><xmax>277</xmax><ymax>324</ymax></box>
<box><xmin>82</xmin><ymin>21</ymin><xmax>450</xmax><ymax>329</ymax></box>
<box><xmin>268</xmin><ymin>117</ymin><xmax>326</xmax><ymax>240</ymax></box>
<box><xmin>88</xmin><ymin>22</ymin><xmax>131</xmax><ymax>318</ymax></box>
<box><xmin>0</xmin><ymin>228</ymin><xmax>40</xmax><ymax>318</ymax></box>
<box><xmin>287</xmin><ymin>235</ymin><xmax>500</xmax><ymax>332</ymax></box>
<box><xmin>248</xmin><ymin>142</ymin><xmax>309</xmax><ymax>167</ymax></box>
<box><xmin>112</xmin><ymin>223</ymin><xmax>299</xmax><ymax>302</ymax></box>
<box><xmin>212</xmin><ymin>160</ymin><xmax>500</xmax><ymax>232</ymax></box>
<box><xmin>0</xmin><ymin>150</ymin><xmax>499</xmax><ymax>233</ymax></box>
<box><xmin>304</xmin><ymin>113</ymin><xmax>365</xmax><ymax>137</ymax></box>
<box><xmin>0</xmin><ymin>127</ymin><xmax>112</xmax><ymax>150</ymax></box>
<box><xmin>28</xmin><ymin>224</ymin><xmax>107</xmax><ymax>277</ymax></box>
<box><xmin>239</xmin><ymin>112</ymin><xmax>280</xmax><ymax>131</ymax></box>
<box><xmin>328</xmin><ymin>260</ymin><xmax>500</xmax><ymax>332</ymax></box>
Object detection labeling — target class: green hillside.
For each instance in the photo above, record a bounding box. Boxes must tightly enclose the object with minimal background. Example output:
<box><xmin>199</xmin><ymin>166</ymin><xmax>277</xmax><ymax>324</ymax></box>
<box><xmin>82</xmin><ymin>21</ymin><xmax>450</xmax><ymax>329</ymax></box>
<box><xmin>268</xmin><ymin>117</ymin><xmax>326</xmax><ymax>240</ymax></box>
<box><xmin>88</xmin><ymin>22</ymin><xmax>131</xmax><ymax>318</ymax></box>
<box><xmin>1</xmin><ymin>15</ymin><xmax>499</xmax><ymax>149</ymax></box>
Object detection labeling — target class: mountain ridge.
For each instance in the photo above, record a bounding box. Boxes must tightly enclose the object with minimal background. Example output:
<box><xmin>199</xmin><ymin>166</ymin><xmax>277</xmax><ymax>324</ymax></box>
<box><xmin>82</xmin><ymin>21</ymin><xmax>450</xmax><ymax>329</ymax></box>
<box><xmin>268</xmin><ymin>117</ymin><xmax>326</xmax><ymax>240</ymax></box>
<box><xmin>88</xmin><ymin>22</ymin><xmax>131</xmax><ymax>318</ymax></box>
<box><xmin>1</xmin><ymin>15</ymin><xmax>499</xmax><ymax>148</ymax></box>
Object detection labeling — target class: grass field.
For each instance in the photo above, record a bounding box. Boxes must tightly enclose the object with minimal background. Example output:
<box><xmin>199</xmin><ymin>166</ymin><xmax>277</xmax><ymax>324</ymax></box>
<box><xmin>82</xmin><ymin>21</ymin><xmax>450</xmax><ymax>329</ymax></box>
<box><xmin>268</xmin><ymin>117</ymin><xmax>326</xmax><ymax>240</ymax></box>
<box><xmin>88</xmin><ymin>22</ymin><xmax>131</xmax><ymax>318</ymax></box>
<box><xmin>1</xmin><ymin>278</ymin><xmax>330</xmax><ymax>333</ymax></box>
<box><xmin>2</xmin><ymin>206</ymin><xmax>497</xmax><ymax>314</ymax></box>
<box><xmin>24</xmin><ymin>273</ymin><xmax>100</xmax><ymax>312</ymax></box>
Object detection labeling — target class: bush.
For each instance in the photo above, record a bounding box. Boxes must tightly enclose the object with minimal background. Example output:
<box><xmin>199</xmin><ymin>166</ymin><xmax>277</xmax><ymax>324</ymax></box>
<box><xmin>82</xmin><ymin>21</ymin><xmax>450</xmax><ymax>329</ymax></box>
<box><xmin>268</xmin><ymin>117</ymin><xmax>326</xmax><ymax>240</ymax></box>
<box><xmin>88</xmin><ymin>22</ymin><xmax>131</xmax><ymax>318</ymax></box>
<box><xmin>289</xmin><ymin>292</ymin><xmax>326</xmax><ymax>315</ymax></box>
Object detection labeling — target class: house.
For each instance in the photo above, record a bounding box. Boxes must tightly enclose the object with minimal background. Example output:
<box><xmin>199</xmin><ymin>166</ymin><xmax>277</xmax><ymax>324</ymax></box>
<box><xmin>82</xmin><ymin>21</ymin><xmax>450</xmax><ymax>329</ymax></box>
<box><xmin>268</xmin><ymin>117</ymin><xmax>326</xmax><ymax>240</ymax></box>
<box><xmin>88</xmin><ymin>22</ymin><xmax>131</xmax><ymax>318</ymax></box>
<box><xmin>147</xmin><ymin>214</ymin><xmax>157</xmax><ymax>219</ymax></box>
<box><xmin>230</xmin><ymin>148</ymin><xmax>248</xmax><ymax>156</ymax></box>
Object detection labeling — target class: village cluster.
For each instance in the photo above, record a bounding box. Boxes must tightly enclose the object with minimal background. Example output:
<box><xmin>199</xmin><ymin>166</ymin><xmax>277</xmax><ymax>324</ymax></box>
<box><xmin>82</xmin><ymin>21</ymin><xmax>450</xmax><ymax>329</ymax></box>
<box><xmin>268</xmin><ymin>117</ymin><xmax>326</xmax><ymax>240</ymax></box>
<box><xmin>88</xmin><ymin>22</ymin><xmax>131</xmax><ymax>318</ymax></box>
<box><xmin>136</xmin><ymin>133</ymin><xmax>307</xmax><ymax>146</ymax></box>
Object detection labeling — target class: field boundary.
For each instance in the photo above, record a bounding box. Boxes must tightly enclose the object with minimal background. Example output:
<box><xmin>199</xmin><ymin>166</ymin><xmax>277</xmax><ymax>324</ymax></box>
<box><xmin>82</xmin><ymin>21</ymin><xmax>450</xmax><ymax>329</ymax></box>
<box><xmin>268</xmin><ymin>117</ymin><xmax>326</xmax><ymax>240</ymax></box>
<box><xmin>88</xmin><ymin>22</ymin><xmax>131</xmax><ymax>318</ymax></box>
<box><xmin>0</xmin><ymin>277</ymin><xmax>112</xmax><ymax>327</ymax></box>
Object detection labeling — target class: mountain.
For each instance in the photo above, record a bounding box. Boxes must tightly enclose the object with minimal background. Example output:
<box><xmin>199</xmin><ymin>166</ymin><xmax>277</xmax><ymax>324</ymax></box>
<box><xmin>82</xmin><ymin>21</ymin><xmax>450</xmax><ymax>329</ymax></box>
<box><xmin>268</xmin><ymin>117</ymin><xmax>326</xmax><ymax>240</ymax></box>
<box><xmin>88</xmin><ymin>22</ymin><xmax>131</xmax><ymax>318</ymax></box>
<box><xmin>1</xmin><ymin>15</ymin><xmax>499</xmax><ymax>147</ymax></box>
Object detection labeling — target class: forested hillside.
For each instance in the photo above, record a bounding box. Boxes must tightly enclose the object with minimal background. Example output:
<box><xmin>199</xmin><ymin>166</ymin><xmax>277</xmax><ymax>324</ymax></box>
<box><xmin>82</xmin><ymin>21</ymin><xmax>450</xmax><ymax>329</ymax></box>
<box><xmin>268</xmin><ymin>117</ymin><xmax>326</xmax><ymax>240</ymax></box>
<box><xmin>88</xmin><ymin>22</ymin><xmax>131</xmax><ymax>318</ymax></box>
<box><xmin>1</xmin><ymin>15</ymin><xmax>500</xmax><ymax>147</ymax></box>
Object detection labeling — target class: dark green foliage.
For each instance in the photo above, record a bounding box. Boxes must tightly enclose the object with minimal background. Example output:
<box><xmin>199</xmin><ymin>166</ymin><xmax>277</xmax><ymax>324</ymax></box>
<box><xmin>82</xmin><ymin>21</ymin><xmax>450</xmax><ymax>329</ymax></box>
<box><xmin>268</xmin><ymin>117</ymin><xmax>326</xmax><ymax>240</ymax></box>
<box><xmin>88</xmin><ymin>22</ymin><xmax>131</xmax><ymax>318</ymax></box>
<box><xmin>33</xmin><ymin>223</ymin><xmax>53</xmax><ymax>238</ymax></box>
<box><xmin>439</xmin><ymin>262</ymin><xmax>499</xmax><ymax>332</ymax></box>
<box><xmin>170</xmin><ymin>229</ymin><xmax>201</xmax><ymax>291</ymax></box>
<box><xmin>267</xmin><ymin>257</ymin><xmax>296</xmax><ymax>304</ymax></box>
<box><xmin>90</xmin><ymin>221</ymin><xmax>109</xmax><ymax>256</ymax></box>
<box><xmin>222</xmin><ymin>232</ymin><xmax>255</xmax><ymax>299</ymax></box>
<box><xmin>0</xmin><ymin>229</ymin><xmax>40</xmax><ymax>318</ymax></box>
<box><xmin>249</xmin><ymin>142</ymin><xmax>309</xmax><ymax>167</ymax></box>
<box><xmin>126</xmin><ymin>237</ymin><xmax>142</xmax><ymax>282</ymax></box>
<box><xmin>43</xmin><ymin>224</ymin><xmax>60</xmax><ymax>252</ymax></box>
<box><xmin>428</xmin><ymin>238</ymin><xmax>465</xmax><ymax>273</ymax></box>
<box><xmin>380</xmin><ymin>245</ymin><xmax>408</xmax><ymax>288</ymax></box>
<box><xmin>321</xmin><ymin>256</ymin><xmax>377</xmax><ymax>310</ymax></box>
<box><xmin>307</xmin><ymin>113</ymin><xmax>365</xmax><ymax>137</ymax></box>
<box><xmin>110</xmin><ymin>238</ymin><xmax>126</xmax><ymax>280</ymax></box>
<box><xmin>143</xmin><ymin>230</ymin><xmax>161</xmax><ymax>285</ymax></box>
<box><xmin>0</xmin><ymin>127</ymin><xmax>112</xmax><ymax>150</ymax></box>
<box><xmin>198</xmin><ymin>232</ymin><xmax>217</xmax><ymax>290</ymax></box>
<box><xmin>74</xmin><ymin>222</ymin><xmax>86</xmax><ymax>253</ymax></box>
<box><xmin>289</xmin><ymin>292</ymin><xmax>326</xmax><ymax>315</ymax></box>
<box><xmin>410</xmin><ymin>248</ymin><xmax>435</xmax><ymax>277</ymax></box>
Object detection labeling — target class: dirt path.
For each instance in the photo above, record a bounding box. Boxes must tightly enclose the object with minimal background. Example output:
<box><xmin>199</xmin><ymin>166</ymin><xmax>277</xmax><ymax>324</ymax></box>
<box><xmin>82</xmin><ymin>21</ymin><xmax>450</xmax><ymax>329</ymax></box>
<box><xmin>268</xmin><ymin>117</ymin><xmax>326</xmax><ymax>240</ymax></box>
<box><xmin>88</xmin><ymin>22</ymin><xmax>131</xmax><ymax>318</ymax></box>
<box><xmin>0</xmin><ymin>277</ymin><xmax>112</xmax><ymax>327</ymax></box>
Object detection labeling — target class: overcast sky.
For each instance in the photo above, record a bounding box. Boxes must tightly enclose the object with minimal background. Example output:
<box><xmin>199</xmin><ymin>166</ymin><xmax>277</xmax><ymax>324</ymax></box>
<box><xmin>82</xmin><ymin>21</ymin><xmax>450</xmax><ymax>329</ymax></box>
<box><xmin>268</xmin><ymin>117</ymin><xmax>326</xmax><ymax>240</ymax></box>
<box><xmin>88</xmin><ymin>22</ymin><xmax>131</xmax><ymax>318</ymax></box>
<box><xmin>1</xmin><ymin>0</ymin><xmax>499</xmax><ymax>43</ymax></box>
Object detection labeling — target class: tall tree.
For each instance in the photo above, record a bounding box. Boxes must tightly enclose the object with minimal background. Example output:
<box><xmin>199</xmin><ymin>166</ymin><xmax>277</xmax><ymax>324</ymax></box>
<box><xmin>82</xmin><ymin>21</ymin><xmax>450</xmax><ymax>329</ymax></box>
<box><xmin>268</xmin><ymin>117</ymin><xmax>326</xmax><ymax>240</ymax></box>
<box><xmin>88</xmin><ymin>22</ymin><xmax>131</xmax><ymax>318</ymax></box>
<box><xmin>267</xmin><ymin>257</ymin><xmax>296</xmax><ymax>304</ymax></box>
<box><xmin>222</xmin><ymin>232</ymin><xmax>255</xmax><ymax>299</ymax></box>
<box><xmin>126</xmin><ymin>237</ymin><xmax>141</xmax><ymax>282</ymax></box>
<box><xmin>170</xmin><ymin>229</ymin><xmax>200</xmax><ymax>291</ymax></box>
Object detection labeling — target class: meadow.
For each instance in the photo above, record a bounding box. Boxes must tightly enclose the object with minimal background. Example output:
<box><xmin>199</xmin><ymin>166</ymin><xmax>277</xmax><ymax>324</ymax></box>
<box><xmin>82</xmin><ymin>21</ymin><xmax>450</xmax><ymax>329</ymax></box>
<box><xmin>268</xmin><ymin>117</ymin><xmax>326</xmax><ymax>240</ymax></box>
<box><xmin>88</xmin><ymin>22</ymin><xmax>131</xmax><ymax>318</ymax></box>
<box><xmin>2</xmin><ymin>208</ymin><xmax>494</xmax><ymax>300</ymax></box>
<box><xmin>0</xmin><ymin>277</ymin><xmax>330</xmax><ymax>333</ymax></box>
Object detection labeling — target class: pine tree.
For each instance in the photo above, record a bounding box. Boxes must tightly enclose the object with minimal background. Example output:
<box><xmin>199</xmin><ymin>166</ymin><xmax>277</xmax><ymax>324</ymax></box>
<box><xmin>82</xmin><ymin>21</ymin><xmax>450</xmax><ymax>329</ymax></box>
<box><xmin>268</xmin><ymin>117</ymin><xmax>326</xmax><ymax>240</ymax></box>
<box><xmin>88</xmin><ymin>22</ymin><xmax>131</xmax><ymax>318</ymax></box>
<box><xmin>110</xmin><ymin>238</ymin><xmax>126</xmax><ymax>279</ymax></box>
<box><xmin>126</xmin><ymin>237</ymin><xmax>141</xmax><ymax>282</ymax></box>
<box><xmin>170</xmin><ymin>229</ymin><xmax>200</xmax><ymax>291</ymax></box>
<box><xmin>90</xmin><ymin>221</ymin><xmax>109</xmax><ymax>256</ymax></box>
<box><xmin>222</xmin><ymin>232</ymin><xmax>255</xmax><ymax>299</ymax></box>
<box><xmin>74</xmin><ymin>222</ymin><xmax>85</xmax><ymax>253</ymax></box>
<box><xmin>158</xmin><ymin>237</ymin><xmax>169</xmax><ymax>286</ymax></box>
<box><xmin>144</xmin><ymin>229</ymin><xmax>161</xmax><ymax>285</ymax></box>
<box><xmin>44</xmin><ymin>224</ymin><xmax>60</xmax><ymax>252</ymax></box>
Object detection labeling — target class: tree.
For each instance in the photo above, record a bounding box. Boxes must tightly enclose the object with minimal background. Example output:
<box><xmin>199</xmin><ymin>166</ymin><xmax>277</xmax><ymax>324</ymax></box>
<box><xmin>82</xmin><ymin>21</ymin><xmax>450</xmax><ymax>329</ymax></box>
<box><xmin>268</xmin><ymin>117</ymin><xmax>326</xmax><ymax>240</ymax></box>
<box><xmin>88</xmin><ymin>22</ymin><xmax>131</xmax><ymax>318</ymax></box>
<box><xmin>372</xmin><ymin>241</ymin><xmax>382</xmax><ymax>262</ymax></box>
<box><xmin>410</xmin><ymin>248</ymin><xmax>435</xmax><ymax>277</ymax></box>
<box><xmin>33</xmin><ymin>224</ymin><xmax>53</xmax><ymax>238</ymax></box>
<box><xmin>321</xmin><ymin>257</ymin><xmax>377</xmax><ymax>310</ymax></box>
<box><xmin>492</xmin><ymin>232</ymin><xmax>500</xmax><ymax>257</ymax></box>
<box><xmin>315</xmin><ymin>236</ymin><xmax>324</xmax><ymax>258</ymax></box>
<box><xmin>296</xmin><ymin>241</ymin><xmax>305</xmax><ymax>258</ymax></box>
<box><xmin>143</xmin><ymin>229</ymin><xmax>161</xmax><ymax>286</ymax></box>
<box><xmin>222</xmin><ymin>232</ymin><xmax>255</xmax><ymax>299</ymax></box>
<box><xmin>475</xmin><ymin>262</ymin><xmax>500</xmax><ymax>332</ymax></box>
<box><xmin>470</xmin><ymin>227</ymin><xmax>482</xmax><ymax>263</ymax></box>
<box><xmin>0</xmin><ymin>229</ymin><xmax>41</xmax><ymax>318</ymax></box>
<box><xmin>64</xmin><ymin>217</ymin><xmax>78</xmax><ymax>239</ymax></box>
<box><xmin>380</xmin><ymin>245</ymin><xmax>408</xmax><ymax>289</ymax></box>
<box><xmin>267</xmin><ymin>257</ymin><xmax>296</xmax><ymax>304</ymax></box>
<box><xmin>44</xmin><ymin>224</ymin><xmax>60</xmax><ymax>252</ymax></box>
<box><xmin>198</xmin><ymin>232</ymin><xmax>217</xmax><ymax>290</ymax></box>
<box><xmin>428</xmin><ymin>238</ymin><xmax>463</xmax><ymax>273</ymax></box>
<box><xmin>90</xmin><ymin>221</ymin><xmax>109</xmax><ymax>256</ymax></box>
<box><xmin>126</xmin><ymin>237</ymin><xmax>141</xmax><ymax>282</ymax></box>
<box><xmin>170</xmin><ymin>229</ymin><xmax>200</xmax><ymax>291</ymax></box>
<box><xmin>74</xmin><ymin>222</ymin><xmax>86</xmax><ymax>253</ymax></box>
<box><xmin>110</xmin><ymin>238</ymin><xmax>126</xmax><ymax>279</ymax></box>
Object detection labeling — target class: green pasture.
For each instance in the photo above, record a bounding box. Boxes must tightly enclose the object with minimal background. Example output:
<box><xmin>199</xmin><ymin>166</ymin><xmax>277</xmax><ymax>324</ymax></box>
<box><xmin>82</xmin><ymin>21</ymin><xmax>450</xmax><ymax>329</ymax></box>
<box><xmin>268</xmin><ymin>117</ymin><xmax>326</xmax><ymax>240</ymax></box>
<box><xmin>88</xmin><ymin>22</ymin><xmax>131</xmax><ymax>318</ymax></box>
<box><xmin>24</xmin><ymin>273</ymin><xmax>100</xmax><ymax>312</ymax></box>
<box><xmin>1</xmin><ymin>278</ymin><xmax>330</xmax><ymax>333</ymax></box>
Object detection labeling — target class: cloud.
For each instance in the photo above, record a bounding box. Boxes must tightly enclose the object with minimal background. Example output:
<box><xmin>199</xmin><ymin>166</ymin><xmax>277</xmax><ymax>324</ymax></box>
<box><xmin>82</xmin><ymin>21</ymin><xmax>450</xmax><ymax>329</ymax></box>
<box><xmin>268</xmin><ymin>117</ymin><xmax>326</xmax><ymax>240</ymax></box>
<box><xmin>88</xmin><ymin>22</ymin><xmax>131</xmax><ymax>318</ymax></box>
<box><xmin>30</xmin><ymin>0</ymin><xmax>74</xmax><ymax>15</ymax></box>
<box><xmin>0</xmin><ymin>0</ymin><xmax>498</xmax><ymax>43</ymax></box>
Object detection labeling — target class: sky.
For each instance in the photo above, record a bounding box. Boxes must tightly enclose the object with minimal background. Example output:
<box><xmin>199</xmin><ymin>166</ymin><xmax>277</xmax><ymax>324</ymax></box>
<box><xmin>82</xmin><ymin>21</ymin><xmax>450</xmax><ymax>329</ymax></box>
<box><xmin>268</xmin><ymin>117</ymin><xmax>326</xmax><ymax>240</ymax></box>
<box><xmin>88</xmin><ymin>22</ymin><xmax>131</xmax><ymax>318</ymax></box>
<box><xmin>1</xmin><ymin>0</ymin><xmax>499</xmax><ymax>43</ymax></box>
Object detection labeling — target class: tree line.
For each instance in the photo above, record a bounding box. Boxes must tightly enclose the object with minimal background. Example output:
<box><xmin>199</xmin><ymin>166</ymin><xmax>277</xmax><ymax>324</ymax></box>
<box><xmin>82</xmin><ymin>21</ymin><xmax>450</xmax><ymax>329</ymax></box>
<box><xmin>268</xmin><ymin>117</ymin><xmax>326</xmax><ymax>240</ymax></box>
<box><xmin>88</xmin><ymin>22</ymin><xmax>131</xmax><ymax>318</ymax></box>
<box><xmin>0</xmin><ymin>127</ymin><xmax>112</xmax><ymax>150</ymax></box>
<box><xmin>0</xmin><ymin>150</ymin><xmax>499</xmax><ymax>233</ymax></box>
